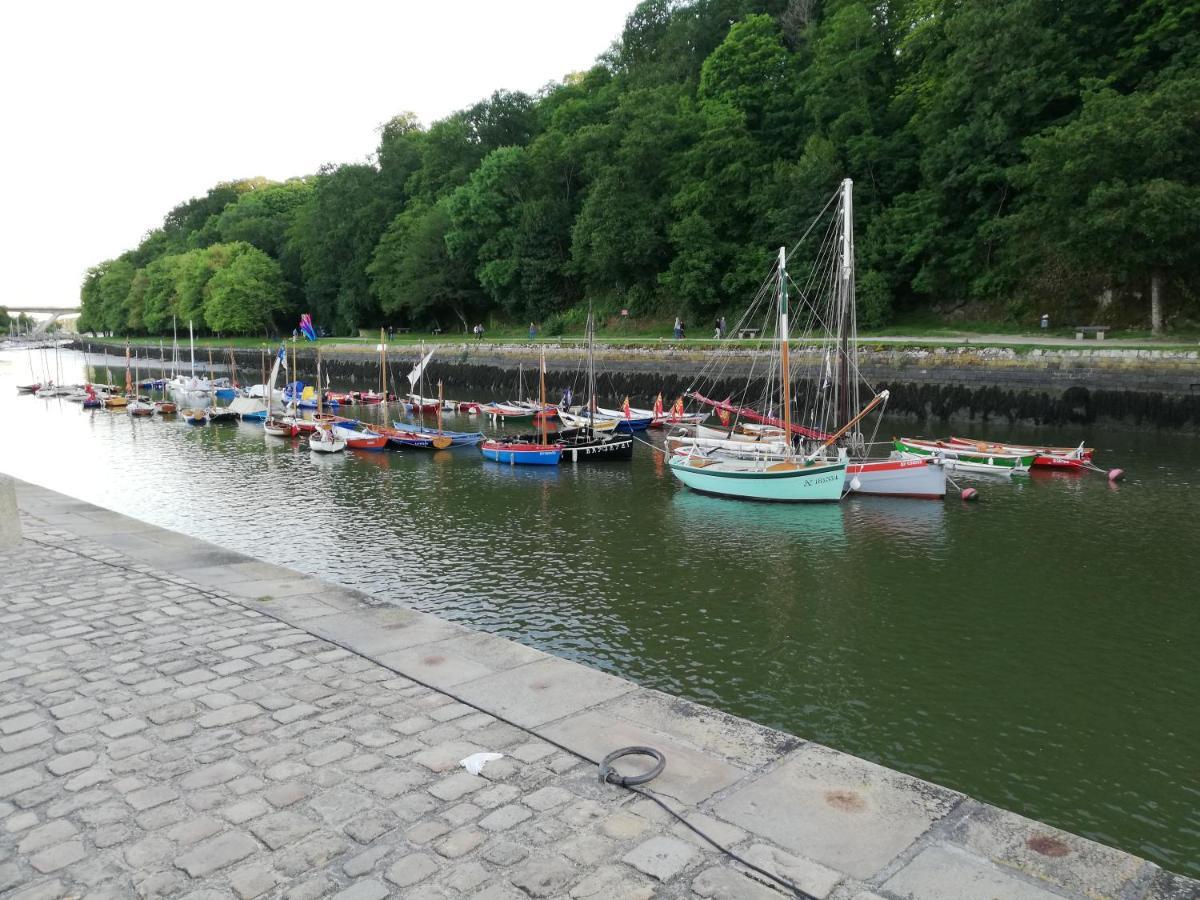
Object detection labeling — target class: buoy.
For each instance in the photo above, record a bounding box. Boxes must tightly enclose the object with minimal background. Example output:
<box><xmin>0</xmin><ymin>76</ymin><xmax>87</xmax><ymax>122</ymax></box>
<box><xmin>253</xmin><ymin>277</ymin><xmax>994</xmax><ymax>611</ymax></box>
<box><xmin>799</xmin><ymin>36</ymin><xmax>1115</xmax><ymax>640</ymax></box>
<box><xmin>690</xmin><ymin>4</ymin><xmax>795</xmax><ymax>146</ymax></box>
<box><xmin>849</xmin><ymin>477</ymin><xmax>862</xmax><ymax>491</ymax></box>
<box><xmin>1108</xmin><ymin>468</ymin><xmax>1125</xmax><ymax>482</ymax></box>
<box><xmin>960</xmin><ymin>487</ymin><xmax>979</xmax><ymax>502</ymax></box>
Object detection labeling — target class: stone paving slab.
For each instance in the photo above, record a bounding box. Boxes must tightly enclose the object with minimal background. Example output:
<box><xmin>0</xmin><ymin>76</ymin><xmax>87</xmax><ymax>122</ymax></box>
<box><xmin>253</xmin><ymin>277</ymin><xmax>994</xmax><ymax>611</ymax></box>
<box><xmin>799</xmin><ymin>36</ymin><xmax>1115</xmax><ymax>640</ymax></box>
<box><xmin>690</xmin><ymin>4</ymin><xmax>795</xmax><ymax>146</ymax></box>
<box><xmin>1</xmin><ymin>478</ymin><xmax>1195</xmax><ymax>900</ymax></box>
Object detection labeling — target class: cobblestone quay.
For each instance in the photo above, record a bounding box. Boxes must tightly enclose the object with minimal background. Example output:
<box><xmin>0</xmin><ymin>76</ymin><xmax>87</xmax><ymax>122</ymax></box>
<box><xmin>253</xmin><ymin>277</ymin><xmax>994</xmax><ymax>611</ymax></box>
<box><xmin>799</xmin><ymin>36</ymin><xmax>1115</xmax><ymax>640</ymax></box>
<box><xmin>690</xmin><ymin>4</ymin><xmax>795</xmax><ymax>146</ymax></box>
<box><xmin>1</xmin><ymin>480</ymin><xmax>1195</xmax><ymax>899</ymax></box>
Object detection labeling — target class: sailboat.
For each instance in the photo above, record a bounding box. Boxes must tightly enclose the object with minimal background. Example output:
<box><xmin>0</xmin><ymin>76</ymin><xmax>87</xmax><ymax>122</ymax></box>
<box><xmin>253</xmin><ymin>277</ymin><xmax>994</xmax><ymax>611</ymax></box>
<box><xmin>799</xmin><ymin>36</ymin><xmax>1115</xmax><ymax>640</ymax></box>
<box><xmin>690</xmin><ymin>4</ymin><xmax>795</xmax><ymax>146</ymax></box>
<box><xmin>553</xmin><ymin>311</ymin><xmax>633</xmax><ymax>462</ymax></box>
<box><xmin>263</xmin><ymin>344</ymin><xmax>299</xmax><ymax>437</ymax></box>
<box><xmin>308</xmin><ymin>349</ymin><xmax>346</xmax><ymax>453</ymax></box>
<box><xmin>674</xmin><ymin>179</ymin><xmax>945</xmax><ymax>500</ymax></box>
<box><xmin>668</xmin><ymin>247</ymin><xmax>853</xmax><ymax>502</ymax></box>
<box><xmin>481</xmin><ymin>351</ymin><xmax>563</xmax><ymax>465</ymax></box>
<box><xmin>127</xmin><ymin>348</ymin><xmax>156</xmax><ymax>417</ymax></box>
<box><xmin>392</xmin><ymin>347</ymin><xmax>481</xmax><ymax>448</ymax></box>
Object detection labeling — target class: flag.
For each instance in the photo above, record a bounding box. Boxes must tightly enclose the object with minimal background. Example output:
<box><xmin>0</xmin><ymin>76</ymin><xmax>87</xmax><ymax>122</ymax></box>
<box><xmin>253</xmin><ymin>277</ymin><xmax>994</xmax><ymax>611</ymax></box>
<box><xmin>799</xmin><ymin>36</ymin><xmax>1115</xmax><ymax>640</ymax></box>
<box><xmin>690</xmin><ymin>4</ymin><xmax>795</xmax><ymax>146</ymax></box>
<box><xmin>299</xmin><ymin>314</ymin><xmax>317</xmax><ymax>342</ymax></box>
<box><xmin>673</xmin><ymin>396</ymin><xmax>684</xmax><ymax>420</ymax></box>
<box><xmin>277</xmin><ymin>344</ymin><xmax>288</xmax><ymax>371</ymax></box>
<box><xmin>717</xmin><ymin>407</ymin><xmax>731</xmax><ymax>426</ymax></box>
<box><xmin>622</xmin><ymin>396</ymin><xmax>631</xmax><ymax>419</ymax></box>
<box><xmin>653</xmin><ymin>393</ymin><xmax>663</xmax><ymax>418</ymax></box>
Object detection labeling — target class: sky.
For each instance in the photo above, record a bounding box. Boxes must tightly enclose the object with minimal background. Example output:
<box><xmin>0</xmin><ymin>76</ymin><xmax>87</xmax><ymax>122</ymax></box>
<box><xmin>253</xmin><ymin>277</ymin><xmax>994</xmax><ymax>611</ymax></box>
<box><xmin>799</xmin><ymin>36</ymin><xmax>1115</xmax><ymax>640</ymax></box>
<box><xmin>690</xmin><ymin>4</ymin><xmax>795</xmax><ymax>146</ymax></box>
<box><xmin>0</xmin><ymin>0</ymin><xmax>636</xmax><ymax>312</ymax></box>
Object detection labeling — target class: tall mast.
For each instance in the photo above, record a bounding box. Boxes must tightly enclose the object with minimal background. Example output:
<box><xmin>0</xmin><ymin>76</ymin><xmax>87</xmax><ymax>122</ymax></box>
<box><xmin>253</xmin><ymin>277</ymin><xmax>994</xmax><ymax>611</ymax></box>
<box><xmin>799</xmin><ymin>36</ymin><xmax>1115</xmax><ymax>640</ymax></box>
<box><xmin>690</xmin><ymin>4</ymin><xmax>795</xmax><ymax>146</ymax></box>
<box><xmin>838</xmin><ymin>177</ymin><xmax>854</xmax><ymax>430</ymax></box>
<box><xmin>125</xmin><ymin>342</ymin><xmax>132</xmax><ymax>397</ymax></box>
<box><xmin>188</xmin><ymin>320</ymin><xmax>195</xmax><ymax>378</ymax></box>
<box><xmin>260</xmin><ymin>349</ymin><xmax>267</xmax><ymax>415</ymax></box>
<box><xmin>778</xmin><ymin>246</ymin><xmax>791</xmax><ymax>454</ymax></box>
<box><xmin>538</xmin><ymin>350</ymin><xmax>547</xmax><ymax>445</ymax></box>
<box><xmin>316</xmin><ymin>347</ymin><xmax>323</xmax><ymax>418</ymax></box>
<box><xmin>380</xmin><ymin>328</ymin><xmax>388</xmax><ymax>413</ymax></box>
<box><xmin>586</xmin><ymin>309</ymin><xmax>595</xmax><ymax>427</ymax></box>
<box><xmin>228</xmin><ymin>347</ymin><xmax>237</xmax><ymax>388</ymax></box>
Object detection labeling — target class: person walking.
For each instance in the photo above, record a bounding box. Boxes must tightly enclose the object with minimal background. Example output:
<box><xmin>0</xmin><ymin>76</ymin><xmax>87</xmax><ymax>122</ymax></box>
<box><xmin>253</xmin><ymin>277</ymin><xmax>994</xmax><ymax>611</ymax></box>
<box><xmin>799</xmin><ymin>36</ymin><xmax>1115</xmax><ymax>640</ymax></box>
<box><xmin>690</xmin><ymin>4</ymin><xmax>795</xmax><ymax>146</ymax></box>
<box><xmin>673</xmin><ymin>316</ymin><xmax>682</xmax><ymax>340</ymax></box>
<box><xmin>529</xmin><ymin>322</ymin><xmax>537</xmax><ymax>341</ymax></box>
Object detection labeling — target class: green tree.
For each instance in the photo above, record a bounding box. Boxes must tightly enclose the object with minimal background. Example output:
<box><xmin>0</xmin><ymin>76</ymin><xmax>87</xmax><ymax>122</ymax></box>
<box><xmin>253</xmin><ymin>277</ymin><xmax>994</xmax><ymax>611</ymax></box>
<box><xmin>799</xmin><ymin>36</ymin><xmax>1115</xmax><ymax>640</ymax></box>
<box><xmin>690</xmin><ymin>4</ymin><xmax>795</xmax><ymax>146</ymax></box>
<box><xmin>97</xmin><ymin>259</ymin><xmax>136</xmax><ymax>334</ymax></box>
<box><xmin>1016</xmin><ymin>74</ymin><xmax>1200</xmax><ymax>333</ymax></box>
<box><xmin>203</xmin><ymin>243</ymin><xmax>287</xmax><ymax>334</ymax></box>
<box><xmin>368</xmin><ymin>201</ymin><xmax>481</xmax><ymax>332</ymax></box>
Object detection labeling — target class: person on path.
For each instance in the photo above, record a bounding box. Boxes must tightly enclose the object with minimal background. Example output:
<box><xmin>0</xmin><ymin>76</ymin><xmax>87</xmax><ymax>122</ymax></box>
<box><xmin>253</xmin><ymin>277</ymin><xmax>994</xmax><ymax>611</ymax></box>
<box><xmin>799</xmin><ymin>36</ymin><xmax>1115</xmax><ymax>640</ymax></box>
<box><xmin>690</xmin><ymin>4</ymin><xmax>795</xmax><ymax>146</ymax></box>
<box><xmin>673</xmin><ymin>317</ymin><xmax>682</xmax><ymax>340</ymax></box>
<box><xmin>719</xmin><ymin>316</ymin><xmax>726</xmax><ymax>339</ymax></box>
<box><xmin>529</xmin><ymin>322</ymin><xmax>537</xmax><ymax>341</ymax></box>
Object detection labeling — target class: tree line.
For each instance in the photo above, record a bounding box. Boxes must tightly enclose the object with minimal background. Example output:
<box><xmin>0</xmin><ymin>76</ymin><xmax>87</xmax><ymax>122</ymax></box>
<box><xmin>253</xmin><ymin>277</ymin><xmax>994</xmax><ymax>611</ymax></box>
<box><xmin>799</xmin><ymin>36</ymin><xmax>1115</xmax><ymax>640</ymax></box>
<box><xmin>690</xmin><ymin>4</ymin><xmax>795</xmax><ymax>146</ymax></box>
<box><xmin>77</xmin><ymin>0</ymin><xmax>1199</xmax><ymax>338</ymax></box>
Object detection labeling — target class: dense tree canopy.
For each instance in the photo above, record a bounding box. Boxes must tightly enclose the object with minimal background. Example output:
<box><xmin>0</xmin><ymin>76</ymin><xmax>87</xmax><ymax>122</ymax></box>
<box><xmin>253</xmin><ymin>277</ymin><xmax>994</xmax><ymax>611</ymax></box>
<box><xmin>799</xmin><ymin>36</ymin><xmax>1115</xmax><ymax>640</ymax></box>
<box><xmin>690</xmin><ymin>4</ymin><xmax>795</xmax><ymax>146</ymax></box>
<box><xmin>79</xmin><ymin>0</ymin><xmax>1200</xmax><ymax>336</ymax></box>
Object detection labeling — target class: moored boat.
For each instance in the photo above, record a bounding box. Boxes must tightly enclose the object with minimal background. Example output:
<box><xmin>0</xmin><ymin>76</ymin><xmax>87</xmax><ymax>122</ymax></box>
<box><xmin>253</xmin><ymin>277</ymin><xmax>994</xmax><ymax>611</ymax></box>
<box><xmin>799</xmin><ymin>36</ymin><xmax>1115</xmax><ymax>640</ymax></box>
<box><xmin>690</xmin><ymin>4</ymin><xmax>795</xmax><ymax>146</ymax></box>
<box><xmin>331</xmin><ymin>423</ymin><xmax>388</xmax><ymax>450</ymax></box>
<box><xmin>894</xmin><ymin>437</ymin><xmax>1035</xmax><ymax>472</ymax></box>
<box><xmin>947</xmin><ymin>436</ymin><xmax>1092</xmax><ymax>469</ymax></box>
<box><xmin>308</xmin><ymin>425</ymin><xmax>346</xmax><ymax>454</ymax></box>
<box><xmin>480</xmin><ymin>440</ymin><xmax>563</xmax><ymax>465</ymax></box>
<box><xmin>182</xmin><ymin>407</ymin><xmax>209</xmax><ymax>425</ymax></box>
<box><xmin>846</xmin><ymin>456</ymin><xmax>945</xmax><ymax>499</ymax></box>
<box><xmin>264</xmin><ymin>416</ymin><xmax>299</xmax><ymax>437</ymax></box>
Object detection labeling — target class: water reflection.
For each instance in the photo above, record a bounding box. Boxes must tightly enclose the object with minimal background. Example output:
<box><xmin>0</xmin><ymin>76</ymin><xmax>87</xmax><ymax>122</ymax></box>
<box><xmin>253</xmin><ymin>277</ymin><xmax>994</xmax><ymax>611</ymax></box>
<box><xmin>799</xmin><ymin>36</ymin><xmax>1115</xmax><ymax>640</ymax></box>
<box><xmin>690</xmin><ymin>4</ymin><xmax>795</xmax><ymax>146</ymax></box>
<box><xmin>670</xmin><ymin>489</ymin><xmax>847</xmax><ymax>542</ymax></box>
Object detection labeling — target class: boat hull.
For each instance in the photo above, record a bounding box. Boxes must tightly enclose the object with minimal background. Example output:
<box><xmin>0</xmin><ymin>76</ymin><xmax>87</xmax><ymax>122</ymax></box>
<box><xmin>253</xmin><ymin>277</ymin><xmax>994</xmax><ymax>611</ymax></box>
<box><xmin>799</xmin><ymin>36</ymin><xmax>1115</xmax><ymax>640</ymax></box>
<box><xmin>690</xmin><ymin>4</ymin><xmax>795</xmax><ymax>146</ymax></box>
<box><xmin>846</xmin><ymin>458</ymin><xmax>945</xmax><ymax>499</ymax></box>
<box><xmin>559</xmin><ymin>434</ymin><xmax>634</xmax><ymax>462</ymax></box>
<box><xmin>947</xmin><ymin>436</ymin><xmax>1091</xmax><ymax>468</ymax></box>
<box><xmin>668</xmin><ymin>457</ymin><xmax>846</xmax><ymax>502</ymax></box>
<box><xmin>480</xmin><ymin>441</ymin><xmax>562</xmax><ymax>466</ymax></box>
<box><xmin>894</xmin><ymin>439</ymin><xmax>1035</xmax><ymax>470</ymax></box>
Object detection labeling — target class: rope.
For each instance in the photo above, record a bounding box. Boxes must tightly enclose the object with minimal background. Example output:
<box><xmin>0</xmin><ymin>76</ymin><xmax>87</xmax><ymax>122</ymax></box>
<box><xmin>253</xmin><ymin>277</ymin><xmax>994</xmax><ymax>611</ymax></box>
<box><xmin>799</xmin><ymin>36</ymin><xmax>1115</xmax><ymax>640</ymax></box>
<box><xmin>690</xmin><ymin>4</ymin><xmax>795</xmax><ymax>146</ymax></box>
<box><xmin>20</xmin><ymin>529</ymin><xmax>819</xmax><ymax>900</ymax></box>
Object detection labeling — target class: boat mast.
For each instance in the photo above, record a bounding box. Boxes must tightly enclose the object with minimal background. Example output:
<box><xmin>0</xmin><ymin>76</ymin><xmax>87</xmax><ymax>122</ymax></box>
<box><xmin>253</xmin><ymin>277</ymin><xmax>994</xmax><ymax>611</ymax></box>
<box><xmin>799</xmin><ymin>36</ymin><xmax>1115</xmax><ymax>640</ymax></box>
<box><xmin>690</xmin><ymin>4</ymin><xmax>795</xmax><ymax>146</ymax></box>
<box><xmin>228</xmin><ymin>347</ymin><xmax>237</xmax><ymax>388</ymax></box>
<box><xmin>380</xmin><ymin>328</ymin><xmax>388</xmax><ymax>414</ymax></box>
<box><xmin>171</xmin><ymin>317</ymin><xmax>178</xmax><ymax>380</ymax></box>
<box><xmin>778</xmin><ymin>246</ymin><xmax>792</xmax><ymax>455</ymax></box>
<box><xmin>539</xmin><ymin>350</ymin><xmax>547</xmax><ymax>445</ymax></box>
<box><xmin>124</xmin><ymin>341</ymin><xmax>132</xmax><ymax>397</ymax></box>
<box><xmin>837</xmin><ymin>177</ymin><xmax>854</xmax><ymax>432</ymax></box>
<box><xmin>260</xmin><ymin>349</ymin><xmax>267</xmax><ymax>416</ymax></box>
<box><xmin>586</xmin><ymin>309</ymin><xmax>595</xmax><ymax>428</ymax></box>
<box><xmin>437</xmin><ymin>380</ymin><xmax>444</xmax><ymax>435</ymax></box>
<box><xmin>316</xmin><ymin>347</ymin><xmax>323</xmax><ymax>418</ymax></box>
<box><xmin>188</xmin><ymin>320</ymin><xmax>195</xmax><ymax>378</ymax></box>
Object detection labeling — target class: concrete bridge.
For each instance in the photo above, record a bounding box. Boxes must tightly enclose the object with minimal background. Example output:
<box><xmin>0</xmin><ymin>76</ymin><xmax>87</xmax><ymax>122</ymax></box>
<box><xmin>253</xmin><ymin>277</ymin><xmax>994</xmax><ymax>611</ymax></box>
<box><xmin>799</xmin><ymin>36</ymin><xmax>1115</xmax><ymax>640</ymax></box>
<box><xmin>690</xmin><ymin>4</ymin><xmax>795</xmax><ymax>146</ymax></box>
<box><xmin>3</xmin><ymin>305</ymin><xmax>81</xmax><ymax>334</ymax></box>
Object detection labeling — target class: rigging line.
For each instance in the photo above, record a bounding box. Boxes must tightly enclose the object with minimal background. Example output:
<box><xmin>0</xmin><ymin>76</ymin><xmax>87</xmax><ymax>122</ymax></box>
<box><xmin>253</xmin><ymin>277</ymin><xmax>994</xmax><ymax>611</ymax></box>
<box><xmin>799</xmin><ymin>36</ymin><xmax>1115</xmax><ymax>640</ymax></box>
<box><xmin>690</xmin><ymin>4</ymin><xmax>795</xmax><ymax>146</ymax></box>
<box><xmin>21</xmin><ymin>529</ymin><xmax>817</xmax><ymax>900</ymax></box>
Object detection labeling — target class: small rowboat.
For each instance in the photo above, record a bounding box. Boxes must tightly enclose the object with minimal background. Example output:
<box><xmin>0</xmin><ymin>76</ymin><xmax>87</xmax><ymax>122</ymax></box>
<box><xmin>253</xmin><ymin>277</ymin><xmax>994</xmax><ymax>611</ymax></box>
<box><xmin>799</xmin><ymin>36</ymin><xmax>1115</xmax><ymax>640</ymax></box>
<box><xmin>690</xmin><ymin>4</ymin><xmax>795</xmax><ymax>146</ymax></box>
<box><xmin>392</xmin><ymin>421</ymin><xmax>481</xmax><ymax>447</ymax></box>
<box><xmin>182</xmin><ymin>408</ymin><xmax>209</xmax><ymax>426</ymax></box>
<box><xmin>264</xmin><ymin>416</ymin><xmax>298</xmax><ymax>437</ymax></box>
<box><xmin>331</xmin><ymin>423</ymin><xmax>388</xmax><ymax>450</ymax></box>
<box><xmin>558</xmin><ymin>409</ymin><xmax>620</xmax><ymax>432</ymax></box>
<box><xmin>104</xmin><ymin>395</ymin><xmax>129</xmax><ymax>409</ymax></box>
<box><xmin>894</xmin><ymin>438</ymin><xmax>1034</xmax><ymax>474</ymax></box>
<box><xmin>16</xmin><ymin>383</ymin><xmax>40</xmax><ymax>394</ymax></box>
<box><xmin>480</xmin><ymin>439</ymin><xmax>562</xmax><ymax>466</ymax></box>
<box><xmin>308</xmin><ymin>426</ymin><xmax>346</xmax><ymax>454</ymax></box>
<box><xmin>947</xmin><ymin>436</ymin><xmax>1092</xmax><ymax>469</ymax></box>
<box><xmin>593</xmin><ymin>406</ymin><xmax>653</xmax><ymax>432</ymax></box>
<box><xmin>206</xmin><ymin>407</ymin><xmax>238</xmax><ymax>424</ymax></box>
<box><xmin>456</xmin><ymin>401</ymin><xmax>482</xmax><ymax>414</ymax></box>
<box><xmin>651</xmin><ymin>411</ymin><xmax>707</xmax><ymax>427</ymax></box>
<box><xmin>480</xmin><ymin>402</ymin><xmax>536</xmax><ymax>420</ymax></box>
<box><xmin>128</xmin><ymin>400</ymin><xmax>156</xmax><ymax>418</ymax></box>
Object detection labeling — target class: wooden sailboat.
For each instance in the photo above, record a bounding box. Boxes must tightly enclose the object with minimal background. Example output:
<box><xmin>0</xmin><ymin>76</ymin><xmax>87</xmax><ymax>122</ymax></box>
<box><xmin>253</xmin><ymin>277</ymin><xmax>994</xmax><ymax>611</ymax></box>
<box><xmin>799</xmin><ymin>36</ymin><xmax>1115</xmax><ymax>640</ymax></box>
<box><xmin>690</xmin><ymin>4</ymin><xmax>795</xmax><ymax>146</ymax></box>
<box><xmin>667</xmin><ymin>247</ymin><xmax>849</xmax><ymax>502</ymax></box>
<box><xmin>308</xmin><ymin>349</ymin><xmax>346</xmax><ymax>453</ymax></box>
<box><xmin>554</xmin><ymin>311</ymin><xmax>632</xmax><ymax>462</ymax></box>
<box><xmin>127</xmin><ymin>350</ymin><xmax>155</xmax><ymax>417</ymax></box>
<box><xmin>264</xmin><ymin>344</ymin><xmax>299</xmax><ymax>437</ymax></box>
<box><xmin>481</xmin><ymin>351</ymin><xmax>563</xmax><ymax>465</ymax></box>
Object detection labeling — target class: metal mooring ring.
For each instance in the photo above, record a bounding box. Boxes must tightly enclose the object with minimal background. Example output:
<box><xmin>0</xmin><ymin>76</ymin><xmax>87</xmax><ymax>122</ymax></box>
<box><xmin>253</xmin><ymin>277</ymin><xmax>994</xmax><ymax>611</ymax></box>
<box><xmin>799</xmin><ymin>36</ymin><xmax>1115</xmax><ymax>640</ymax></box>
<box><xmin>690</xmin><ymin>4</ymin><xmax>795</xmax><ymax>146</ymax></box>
<box><xmin>598</xmin><ymin>746</ymin><xmax>667</xmax><ymax>786</ymax></box>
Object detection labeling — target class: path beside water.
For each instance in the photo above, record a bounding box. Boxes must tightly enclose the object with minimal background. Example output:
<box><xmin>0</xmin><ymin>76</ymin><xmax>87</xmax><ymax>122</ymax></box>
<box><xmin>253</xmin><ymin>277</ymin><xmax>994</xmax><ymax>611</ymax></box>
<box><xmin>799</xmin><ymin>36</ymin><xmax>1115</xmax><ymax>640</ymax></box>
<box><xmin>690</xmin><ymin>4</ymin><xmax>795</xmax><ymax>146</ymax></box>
<box><xmin>0</xmin><ymin>478</ymin><xmax>1194</xmax><ymax>899</ymax></box>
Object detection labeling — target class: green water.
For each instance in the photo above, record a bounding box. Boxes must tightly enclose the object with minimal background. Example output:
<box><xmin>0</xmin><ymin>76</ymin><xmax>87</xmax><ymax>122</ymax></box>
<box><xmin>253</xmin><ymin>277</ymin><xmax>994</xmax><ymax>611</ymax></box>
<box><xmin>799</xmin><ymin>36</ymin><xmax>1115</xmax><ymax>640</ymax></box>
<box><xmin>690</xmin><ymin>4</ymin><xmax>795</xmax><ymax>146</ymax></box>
<box><xmin>2</xmin><ymin>347</ymin><xmax>1198</xmax><ymax>876</ymax></box>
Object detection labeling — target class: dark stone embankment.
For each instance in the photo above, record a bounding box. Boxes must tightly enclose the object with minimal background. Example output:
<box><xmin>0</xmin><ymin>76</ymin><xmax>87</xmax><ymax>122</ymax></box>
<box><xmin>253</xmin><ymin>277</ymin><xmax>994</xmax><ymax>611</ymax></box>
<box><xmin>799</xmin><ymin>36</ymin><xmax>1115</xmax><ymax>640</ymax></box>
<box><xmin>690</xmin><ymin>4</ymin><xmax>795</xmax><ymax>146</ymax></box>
<box><xmin>74</xmin><ymin>339</ymin><xmax>1200</xmax><ymax>430</ymax></box>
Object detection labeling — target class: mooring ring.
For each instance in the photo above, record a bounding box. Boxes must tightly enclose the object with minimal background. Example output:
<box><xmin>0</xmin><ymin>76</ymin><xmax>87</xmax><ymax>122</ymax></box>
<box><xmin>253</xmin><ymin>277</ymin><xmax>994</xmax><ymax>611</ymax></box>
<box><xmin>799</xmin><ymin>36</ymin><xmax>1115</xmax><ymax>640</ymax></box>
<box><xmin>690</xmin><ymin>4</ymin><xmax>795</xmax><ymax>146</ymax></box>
<box><xmin>598</xmin><ymin>746</ymin><xmax>666</xmax><ymax>786</ymax></box>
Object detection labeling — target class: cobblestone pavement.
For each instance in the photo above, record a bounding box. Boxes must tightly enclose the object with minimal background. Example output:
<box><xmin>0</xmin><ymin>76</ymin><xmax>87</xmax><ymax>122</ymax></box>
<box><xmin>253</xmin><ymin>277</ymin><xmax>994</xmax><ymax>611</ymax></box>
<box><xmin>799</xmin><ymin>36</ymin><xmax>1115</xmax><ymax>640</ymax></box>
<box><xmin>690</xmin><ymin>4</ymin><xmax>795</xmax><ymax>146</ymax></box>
<box><xmin>0</xmin><ymin>520</ymin><xmax>805</xmax><ymax>900</ymax></box>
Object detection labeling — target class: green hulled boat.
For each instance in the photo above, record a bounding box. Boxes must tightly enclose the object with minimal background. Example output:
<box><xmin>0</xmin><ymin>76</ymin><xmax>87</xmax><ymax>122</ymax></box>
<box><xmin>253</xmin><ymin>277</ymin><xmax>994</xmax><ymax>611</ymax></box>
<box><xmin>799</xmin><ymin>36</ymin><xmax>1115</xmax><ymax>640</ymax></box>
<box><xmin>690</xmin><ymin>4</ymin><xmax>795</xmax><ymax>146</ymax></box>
<box><xmin>894</xmin><ymin>438</ymin><xmax>1035</xmax><ymax>474</ymax></box>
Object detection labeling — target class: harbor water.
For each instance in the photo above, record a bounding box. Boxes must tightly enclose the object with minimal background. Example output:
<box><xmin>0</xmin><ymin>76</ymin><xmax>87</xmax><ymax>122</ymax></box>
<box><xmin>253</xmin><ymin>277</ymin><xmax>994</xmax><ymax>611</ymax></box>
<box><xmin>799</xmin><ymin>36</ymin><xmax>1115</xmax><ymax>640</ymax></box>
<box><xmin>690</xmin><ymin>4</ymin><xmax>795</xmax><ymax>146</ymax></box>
<box><xmin>2</xmin><ymin>346</ymin><xmax>1198</xmax><ymax>877</ymax></box>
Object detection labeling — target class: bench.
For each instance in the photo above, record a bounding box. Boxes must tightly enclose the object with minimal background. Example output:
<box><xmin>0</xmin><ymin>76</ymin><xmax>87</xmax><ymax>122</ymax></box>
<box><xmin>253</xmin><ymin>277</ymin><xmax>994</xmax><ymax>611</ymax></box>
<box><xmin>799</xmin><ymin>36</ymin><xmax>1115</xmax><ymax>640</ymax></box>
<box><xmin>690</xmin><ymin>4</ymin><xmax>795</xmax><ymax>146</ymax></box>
<box><xmin>1074</xmin><ymin>325</ymin><xmax>1110</xmax><ymax>341</ymax></box>
<box><xmin>737</xmin><ymin>328</ymin><xmax>761</xmax><ymax>339</ymax></box>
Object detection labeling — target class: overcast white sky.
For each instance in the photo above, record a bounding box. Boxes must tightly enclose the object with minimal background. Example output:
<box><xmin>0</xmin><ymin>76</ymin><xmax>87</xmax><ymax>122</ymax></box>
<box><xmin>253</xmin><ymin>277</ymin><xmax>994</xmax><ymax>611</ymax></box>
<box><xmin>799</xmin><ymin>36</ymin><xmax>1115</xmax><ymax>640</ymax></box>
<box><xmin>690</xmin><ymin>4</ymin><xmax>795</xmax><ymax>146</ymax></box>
<box><xmin>0</xmin><ymin>0</ymin><xmax>635</xmax><ymax>310</ymax></box>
